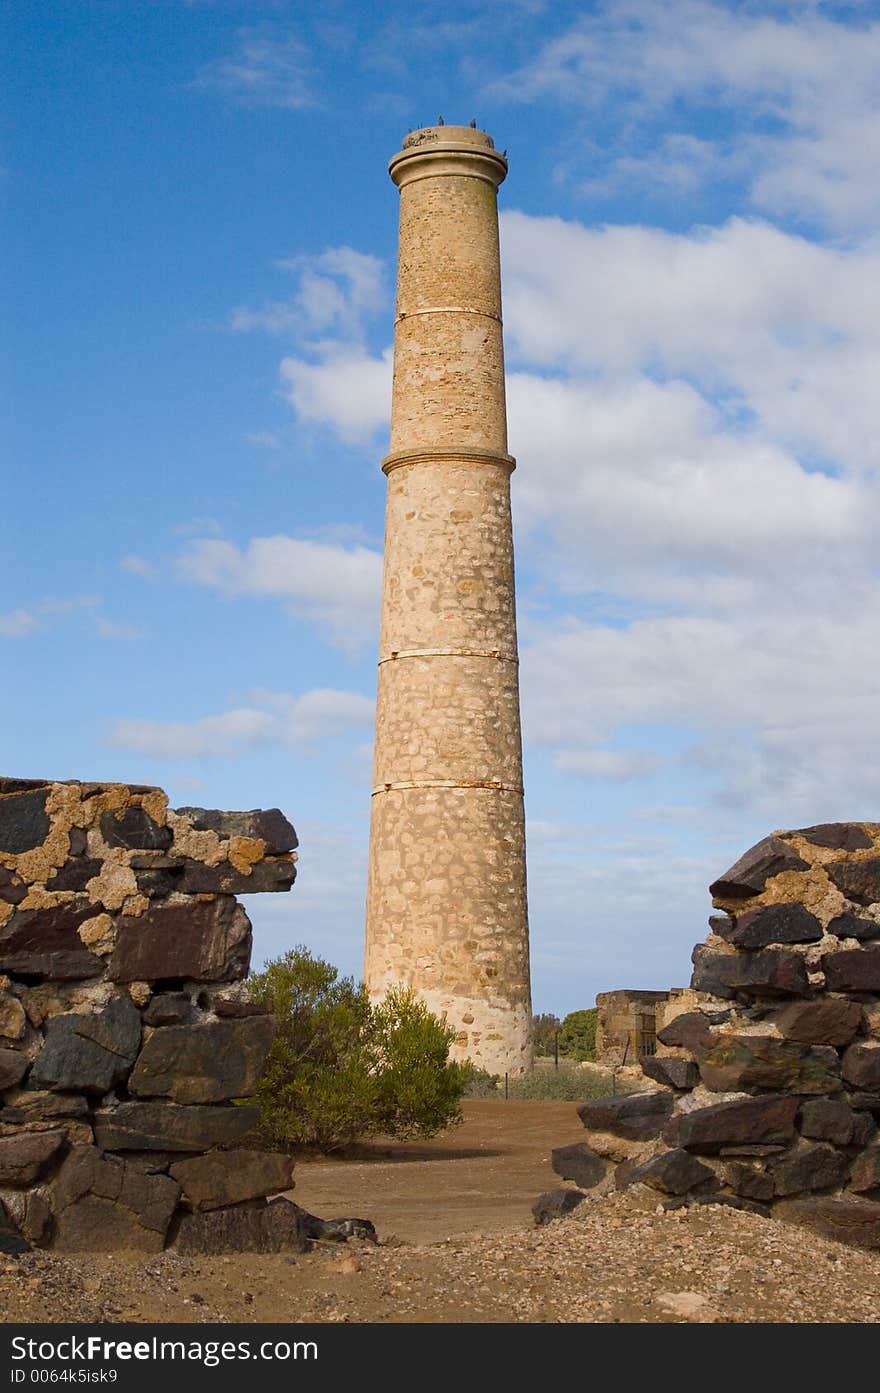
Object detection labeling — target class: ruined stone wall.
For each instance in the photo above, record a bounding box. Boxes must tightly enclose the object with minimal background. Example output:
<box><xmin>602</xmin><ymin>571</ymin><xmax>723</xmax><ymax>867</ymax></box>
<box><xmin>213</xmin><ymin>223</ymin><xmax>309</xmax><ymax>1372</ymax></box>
<box><xmin>595</xmin><ymin>989</ymin><xmax>670</xmax><ymax>1065</ymax></box>
<box><xmin>0</xmin><ymin>777</ymin><xmax>305</xmax><ymax>1254</ymax></box>
<box><xmin>549</xmin><ymin>824</ymin><xmax>880</xmax><ymax>1250</ymax></box>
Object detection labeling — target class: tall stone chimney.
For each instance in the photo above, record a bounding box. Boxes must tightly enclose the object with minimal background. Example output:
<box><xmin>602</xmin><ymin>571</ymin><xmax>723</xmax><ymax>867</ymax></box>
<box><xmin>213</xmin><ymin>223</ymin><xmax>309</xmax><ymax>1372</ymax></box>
<box><xmin>364</xmin><ymin>124</ymin><xmax>532</xmax><ymax>1074</ymax></box>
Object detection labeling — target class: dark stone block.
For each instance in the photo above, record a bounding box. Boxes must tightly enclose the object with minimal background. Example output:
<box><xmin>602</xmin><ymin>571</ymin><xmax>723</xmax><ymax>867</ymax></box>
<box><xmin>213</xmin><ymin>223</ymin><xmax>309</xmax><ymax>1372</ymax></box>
<box><xmin>51</xmin><ymin>1145</ymin><xmax>180</xmax><ymax>1252</ymax></box>
<box><xmin>173</xmin><ymin>807</ymin><xmax>298</xmax><ymax>855</ymax></box>
<box><xmin>0</xmin><ymin>1204</ymin><xmax>30</xmax><ymax>1255</ymax></box>
<box><xmin>852</xmin><ymin>1112</ymin><xmax>878</xmax><ymax>1147</ymax></box>
<box><xmin>94</xmin><ymin>1101</ymin><xmax>260</xmax><ymax>1153</ymax></box>
<box><xmin>0</xmin><ymin>1048</ymin><xmax>28</xmax><ymax>1092</ymax></box>
<box><xmin>656</xmin><ymin>1012</ymin><xmax>714</xmax><ymax>1053</ymax></box>
<box><xmin>0</xmin><ymin>867</ymin><xmax>27</xmax><ymax>905</ymax></box>
<box><xmin>775</xmin><ymin>997</ymin><xmax>862</xmax><ymax>1046</ymax></box>
<box><xmin>848</xmin><ymin>1093</ymin><xmax>880</xmax><ymax>1115</ymax></box>
<box><xmin>531</xmin><ymin>1189</ymin><xmax>586</xmax><ymax>1226</ymax></box>
<box><xmin>0</xmin><ymin>1092</ymin><xmax>89</xmax><ymax>1125</ymax></box>
<box><xmin>625</xmin><ymin>1149</ymin><xmax>716</xmax><ymax>1196</ymax></box>
<box><xmin>46</xmin><ymin>859</ymin><xmax>103</xmax><ymax>892</ymax></box>
<box><xmin>823</xmin><ymin>947</ymin><xmax>880</xmax><ymax>993</ymax></box>
<box><xmin>174</xmin><ymin>857</ymin><xmax>296</xmax><ymax>896</ymax></box>
<box><xmin>718</xmin><ymin>903</ymin><xmax>823</xmax><ymax>949</ymax></box>
<box><xmin>0</xmin><ymin>902</ymin><xmax>105</xmax><ymax>979</ymax></box>
<box><xmin>129</xmin><ymin>1015</ymin><xmax>275</xmax><ymax>1104</ymax></box>
<box><xmin>0</xmin><ymin>1130</ymin><xmax>66</xmax><ymax>1186</ymax></box>
<box><xmin>293</xmin><ymin>1205</ymin><xmax>377</xmax><ymax>1244</ymax></box>
<box><xmin>842</xmin><ymin>1042</ymin><xmax>880</xmax><ymax>1089</ymax></box>
<box><xmin>550</xmin><ymin>1143</ymin><xmax>609</xmax><ymax>1190</ymax></box>
<box><xmin>200</xmin><ymin>986</ymin><xmax>267</xmax><ymax>1019</ymax></box>
<box><xmin>169</xmin><ymin>1149</ymin><xmax>294</xmax><ymax>1211</ymax></box>
<box><xmin>68</xmin><ymin>828</ymin><xmax>87</xmax><ymax>856</ymax></box>
<box><xmin>698</xmin><ymin>1035</ymin><xmax>841</xmax><ymax>1095</ymax></box>
<box><xmin>794</xmin><ymin>823</ymin><xmax>872</xmax><ymax>851</ymax></box>
<box><xmin>109</xmin><ymin>897</ymin><xmax>252</xmax><ymax>983</ymax></box>
<box><xmin>850</xmin><ymin>1146</ymin><xmax>880</xmax><ymax>1193</ymax></box>
<box><xmin>771</xmin><ymin>1142</ymin><xmax>849</xmax><ymax>1196</ymax></box>
<box><xmin>828</xmin><ymin>858</ymin><xmax>880</xmax><ymax>906</ymax></box>
<box><xmin>722</xmin><ymin>1161</ymin><xmax>775</xmax><ymax>1202</ymax></box>
<box><xmin>30</xmin><ymin>996</ymin><xmax>141</xmax><ymax>1095</ymax></box>
<box><xmin>641</xmin><ymin>1055</ymin><xmax>699</xmax><ymax>1090</ymax></box>
<box><xmin>132</xmin><ymin>869</ymin><xmax>177</xmax><ymax>899</ymax></box>
<box><xmin>666</xmin><ymin>1094</ymin><xmax>799</xmax><ymax>1153</ymax></box>
<box><xmin>799</xmin><ymin>1098</ymin><xmax>855</xmax><ymax>1144</ymax></box>
<box><xmin>709</xmin><ymin>836</ymin><xmax>809</xmax><ymax>900</ymax></box>
<box><xmin>827</xmin><ymin>913</ymin><xmax>880</xmax><ymax>941</ymax></box>
<box><xmin>775</xmin><ymin>1195</ymin><xmax>880</xmax><ymax>1249</ymax></box>
<box><xmin>0</xmin><ymin>789</ymin><xmax>50</xmax><ymax>855</ymax></box>
<box><xmin>172</xmin><ymin>1196</ymin><xmax>309</xmax><ymax>1255</ymax></box>
<box><xmin>142</xmin><ymin>993</ymin><xmax>198</xmax><ymax>1027</ymax></box>
<box><xmin>691</xmin><ymin>944</ymin><xmax>810</xmax><ymax>999</ymax></box>
<box><xmin>99</xmin><ymin>807</ymin><xmax>172</xmax><ymax>851</ymax></box>
<box><xmin>578</xmin><ymin>1090</ymin><xmax>673</xmax><ymax>1141</ymax></box>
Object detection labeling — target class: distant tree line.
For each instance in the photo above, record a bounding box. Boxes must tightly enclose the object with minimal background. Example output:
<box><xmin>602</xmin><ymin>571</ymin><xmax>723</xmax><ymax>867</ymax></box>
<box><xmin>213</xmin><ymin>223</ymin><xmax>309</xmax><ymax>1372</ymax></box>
<box><xmin>531</xmin><ymin>1008</ymin><xmax>597</xmax><ymax>1062</ymax></box>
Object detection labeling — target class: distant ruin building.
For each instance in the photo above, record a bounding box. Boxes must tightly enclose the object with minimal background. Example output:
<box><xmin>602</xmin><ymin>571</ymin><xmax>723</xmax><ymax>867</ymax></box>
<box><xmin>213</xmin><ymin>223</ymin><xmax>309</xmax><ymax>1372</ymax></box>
<box><xmin>595</xmin><ymin>989</ymin><xmax>675</xmax><ymax>1065</ymax></box>
<box><xmin>364</xmin><ymin>124</ymin><xmax>532</xmax><ymax>1074</ymax></box>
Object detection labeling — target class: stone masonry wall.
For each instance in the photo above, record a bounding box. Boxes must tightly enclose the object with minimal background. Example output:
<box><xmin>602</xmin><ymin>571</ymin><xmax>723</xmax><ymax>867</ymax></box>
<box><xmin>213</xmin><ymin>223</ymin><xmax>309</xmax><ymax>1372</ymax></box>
<box><xmin>0</xmin><ymin>777</ymin><xmax>306</xmax><ymax>1255</ymax></box>
<box><xmin>547</xmin><ymin>824</ymin><xmax>880</xmax><ymax>1250</ymax></box>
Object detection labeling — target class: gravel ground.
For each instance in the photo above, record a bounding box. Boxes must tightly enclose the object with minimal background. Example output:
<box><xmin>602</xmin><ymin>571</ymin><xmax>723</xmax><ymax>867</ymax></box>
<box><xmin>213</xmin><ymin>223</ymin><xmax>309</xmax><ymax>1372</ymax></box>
<box><xmin>2</xmin><ymin>1187</ymin><xmax>880</xmax><ymax>1324</ymax></box>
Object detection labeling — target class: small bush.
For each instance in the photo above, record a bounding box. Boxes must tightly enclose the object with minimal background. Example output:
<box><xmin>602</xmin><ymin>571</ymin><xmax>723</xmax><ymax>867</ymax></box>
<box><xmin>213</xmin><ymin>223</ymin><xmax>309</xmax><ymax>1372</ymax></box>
<box><xmin>508</xmin><ymin>1065</ymin><xmax>628</xmax><ymax>1102</ymax></box>
<box><xmin>248</xmin><ymin>947</ymin><xmax>466</xmax><ymax>1152</ymax></box>
<box><xmin>559</xmin><ymin>1008</ymin><xmax>598</xmax><ymax>1062</ymax></box>
<box><xmin>531</xmin><ymin>1013</ymin><xmax>562</xmax><ymax>1056</ymax></box>
<box><xmin>460</xmin><ymin>1064</ymin><xmax>500</xmax><ymax>1098</ymax></box>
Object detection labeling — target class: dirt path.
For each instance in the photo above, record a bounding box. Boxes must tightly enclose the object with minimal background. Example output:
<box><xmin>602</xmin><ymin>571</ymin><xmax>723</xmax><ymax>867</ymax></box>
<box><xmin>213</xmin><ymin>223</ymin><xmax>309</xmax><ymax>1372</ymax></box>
<box><xmin>292</xmin><ymin>1099</ymin><xmax>587</xmax><ymax>1244</ymax></box>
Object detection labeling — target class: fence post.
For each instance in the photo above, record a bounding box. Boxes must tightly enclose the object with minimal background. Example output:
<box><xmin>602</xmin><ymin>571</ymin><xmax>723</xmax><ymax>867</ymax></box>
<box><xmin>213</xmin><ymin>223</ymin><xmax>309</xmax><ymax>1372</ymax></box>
<box><xmin>504</xmin><ymin>1071</ymin><xmax>509</xmax><ymax>1100</ymax></box>
<box><xmin>554</xmin><ymin>1030</ymin><xmax>559</xmax><ymax>1071</ymax></box>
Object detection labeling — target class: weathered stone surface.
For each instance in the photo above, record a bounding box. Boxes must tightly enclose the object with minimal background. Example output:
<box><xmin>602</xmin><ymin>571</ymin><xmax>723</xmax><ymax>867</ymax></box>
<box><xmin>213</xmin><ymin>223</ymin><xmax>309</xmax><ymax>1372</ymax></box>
<box><xmin>827</xmin><ymin>913</ymin><xmax>880</xmax><ymax>941</ymax></box>
<box><xmin>823</xmin><ymin>947</ymin><xmax>880</xmax><ymax>993</ymax></box>
<box><xmin>0</xmin><ymin>867</ymin><xmax>27</xmax><ymax>905</ymax></box>
<box><xmin>0</xmin><ymin>789</ymin><xmax>50</xmax><ymax>855</ymax></box>
<box><xmin>532</xmin><ymin>1188</ymin><xmax>586</xmax><ymax>1226</ymax></box>
<box><xmin>550</xmin><ymin>1143</ymin><xmax>609</xmax><ymax>1190</ymax></box>
<box><xmin>30</xmin><ymin>996</ymin><xmax>141</xmax><ymax>1095</ymax></box>
<box><xmin>172</xmin><ymin>1195</ymin><xmax>309</xmax><ymax>1254</ymax></box>
<box><xmin>691</xmin><ymin>944</ymin><xmax>809</xmax><ymax>999</ymax></box>
<box><xmin>51</xmin><ymin>1146</ymin><xmax>180</xmax><ymax>1252</ymax></box>
<box><xmin>294</xmin><ymin>1205</ymin><xmax>377</xmax><ymax>1244</ymax></box>
<box><xmin>200</xmin><ymin>985</ymin><xmax>267</xmax><ymax>1019</ymax></box>
<box><xmin>0</xmin><ymin>1048</ymin><xmax>28</xmax><ymax>1092</ymax></box>
<box><xmin>0</xmin><ymin>1187</ymin><xmax>51</xmax><ymax>1244</ymax></box>
<box><xmin>842</xmin><ymin>1041</ymin><xmax>880</xmax><ymax>1089</ymax></box>
<box><xmin>718</xmin><ymin>903</ymin><xmax>823</xmax><ymax>949</ymax></box>
<box><xmin>173</xmin><ymin>859</ymin><xmax>296</xmax><ymax>896</ymax></box>
<box><xmin>169</xmin><ymin>1149</ymin><xmax>293</xmax><ymax>1211</ymax></box>
<box><xmin>174</xmin><ymin>807</ymin><xmax>298</xmax><ymax>855</ymax></box>
<box><xmin>0</xmin><ymin>1130</ymin><xmax>66</xmax><ymax>1186</ymax></box>
<box><xmin>775</xmin><ymin>997</ymin><xmax>863</xmax><ymax>1046</ymax></box>
<box><xmin>641</xmin><ymin>1056</ymin><xmax>700</xmax><ymax>1090</ymax></box>
<box><xmin>46</xmin><ymin>859</ymin><xmax>103</xmax><ymax>892</ymax></box>
<box><xmin>698</xmin><ymin>1035</ymin><xmax>841</xmax><ymax>1095</ymax></box>
<box><xmin>0</xmin><ymin>994</ymin><xmax>27</xmax><ymax>1042</ymax></box>
<box><xmin>852</xmin><ymin>1111</ymin><xmax>878</xmax><ymax>1146</ymax></box>
<box><xmin>795</xmin><ymin>823</ymin><xmax>873</xmax><ymax>851</ymax></box>
<box><xmin>142</xmin><ymin>993</ymin><xmax>197</xmax><ymax>1027</ymax></box>
<box><xmin>709</xmin><ymin>836</ymin><xmax>809</xmax><ymax>900</ymax></box>
<box><xmin>799</xmin><ymin>1098</ymin><xmax>855</xmax><ymax>1144</ymax></box>
<box><xmin>0</xmin><ymin>902</ymin><xmax>105</xmax><ymax>979</ymax></box>
<box><xmin>99</xmin><ymin>808</ymin><xmax>172</xmax><ymax>852</ymax></box>
<box><xmin>625</xmin><ymin>1149</ymin><xmax>716</xmax><ymax>1196</ymax></box>
<box><xmin>656</xmin><ymin>1012</ymin><xmax>714</xmax><ymax>1053</ymax></box>
<box><xmin>129</xmin><ymin>1016</ymin><xmax>275</xmax><ymax>1104</ymax></box>
<box><xmin>722</xmin><ymin>1161</ymin><xmax>775</xmax><ymax>1202</ymax></box>
<box><xmin>0</xmin><ymin>1092</ymin><xmax>89</xmax><ymax>1126</ymax></box>
<box><xmin>828</xmin><ymin>858</ymin><xmax>880</xmax><ymax>907</ymax></box>
<box><xmin>666</xmin><ymin>1094</ymin><xmax>800</xmax><ymax>1153</ymax></box>
<box><xmin>578</xmin><ymin>1090</ymin><xmax>673</xmax><ymax>1142</ymax></box>
<box><xmin>94</xmin><ymin>1101</ymin><xmax>260</xmax><ymax>1152</ymax></box>
<box><xmin>847</xmin><ymin>1093</ymin><xmax>880</xmax><ymax>1114</ymax></box>
<box><xmin>771</xmin><ymin>1141</ymin><xmax>849</xmax><ymax>1196</ymax></box>
<box><xmin>109</xmin><ymin>898</ymin><xmax>252</xmax><ymax>983</ymax></box>
<box><xmin>850</xmin><ymin>1146</ymin><xmax>880</xmax><ymax>1193</ymax></box>
<box><xmin>774</xmin><ymin>1195</ymin><xmax>880</xmax><ymax>1249</ymax></box>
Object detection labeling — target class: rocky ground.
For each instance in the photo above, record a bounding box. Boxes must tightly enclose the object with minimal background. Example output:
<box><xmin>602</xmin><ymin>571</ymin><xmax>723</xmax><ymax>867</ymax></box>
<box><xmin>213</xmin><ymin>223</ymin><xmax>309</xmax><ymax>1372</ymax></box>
<box><xmin>2</xmin><ymin>1187</ymin><xmax>880</xmax><ymax>1324</ymax></box>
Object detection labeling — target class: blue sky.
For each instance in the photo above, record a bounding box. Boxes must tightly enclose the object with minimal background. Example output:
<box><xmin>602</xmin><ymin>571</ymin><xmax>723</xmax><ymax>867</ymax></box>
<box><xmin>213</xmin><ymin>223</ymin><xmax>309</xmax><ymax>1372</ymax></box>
<box><xmin>6</xmin><ymin>0</ymin><xmax>880</xmax><ymax>1014</ymax></box>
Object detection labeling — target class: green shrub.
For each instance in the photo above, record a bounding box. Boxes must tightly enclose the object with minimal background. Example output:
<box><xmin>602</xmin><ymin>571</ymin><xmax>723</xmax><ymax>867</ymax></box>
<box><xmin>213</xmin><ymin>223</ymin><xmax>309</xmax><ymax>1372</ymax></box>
<box><xmin>460</xmin><ymin>1064</ymin><xmax>500</xmax><ymax>1098</ymax></box>
<box><xmin>559</xmin><ymin>1008</ymin><xmax>598</xmax><ymax>1062</ymax></box>
<box><xmin>248</xmin><ymin>947</ymin><xmax>466</xmax><ymax>1152</ymax></box>
<box><xmin>508</xmin><ymin>1065</ymin><xmax>628</xmax><ymax>1102</ymax></box>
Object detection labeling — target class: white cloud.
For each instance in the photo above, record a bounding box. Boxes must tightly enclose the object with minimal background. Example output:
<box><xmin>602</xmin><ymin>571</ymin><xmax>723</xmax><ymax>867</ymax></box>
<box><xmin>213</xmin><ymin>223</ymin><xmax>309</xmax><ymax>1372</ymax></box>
<box><xmin>0</xmin><ymin>608</ymin><xmax>39</xmax><ymax>638</ymax></box>
<box><xmin>192</xmin><ymin>31</ymin><xmax>314</xmax><ymax>110</ymax></box>
<box><xmin>493</xmin><ymin>0</ymin><xmax>880</xmax><ymax>230</ymax></box>
<box><xmin>245</xmin><ymin>430</ymin><xmax>282</xmax><ymax>450</ymax></box>
<box><xmin>231</xmin><ymin>246</ymin><xmax>387</xmax><ymax>342</ymax></box>
<box><xmin>0</xmin><ymin>596</ymin><xmax>98</xmax><ymax>639</ymax></box>
<box><xmin>279</xmin><ymin>345</ymin><xmax>392</xmax><ymax>444</ymax></box>
<box><xmin>175</xmin><ymin>534</ymin><xmax>382</xmax><ymax>648</ymax></box>
<box><xmin>94</xmin><ymin>617</ymin><xmax>146</xmax><ymax>641</ymax></box>
<box><xmin>111</xmin><ymin>687</ymin><xmax>374</xmax><ymax>761</ymax></box>
<box><xmin>120</xmin><ymin>555</ymin><xmax>156</xmax><ymax>579</ymax></box>
<box><xmin>555</xmin><ymin>748</ymin><xmax>662</xmax><ymax>781</ymax></box>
